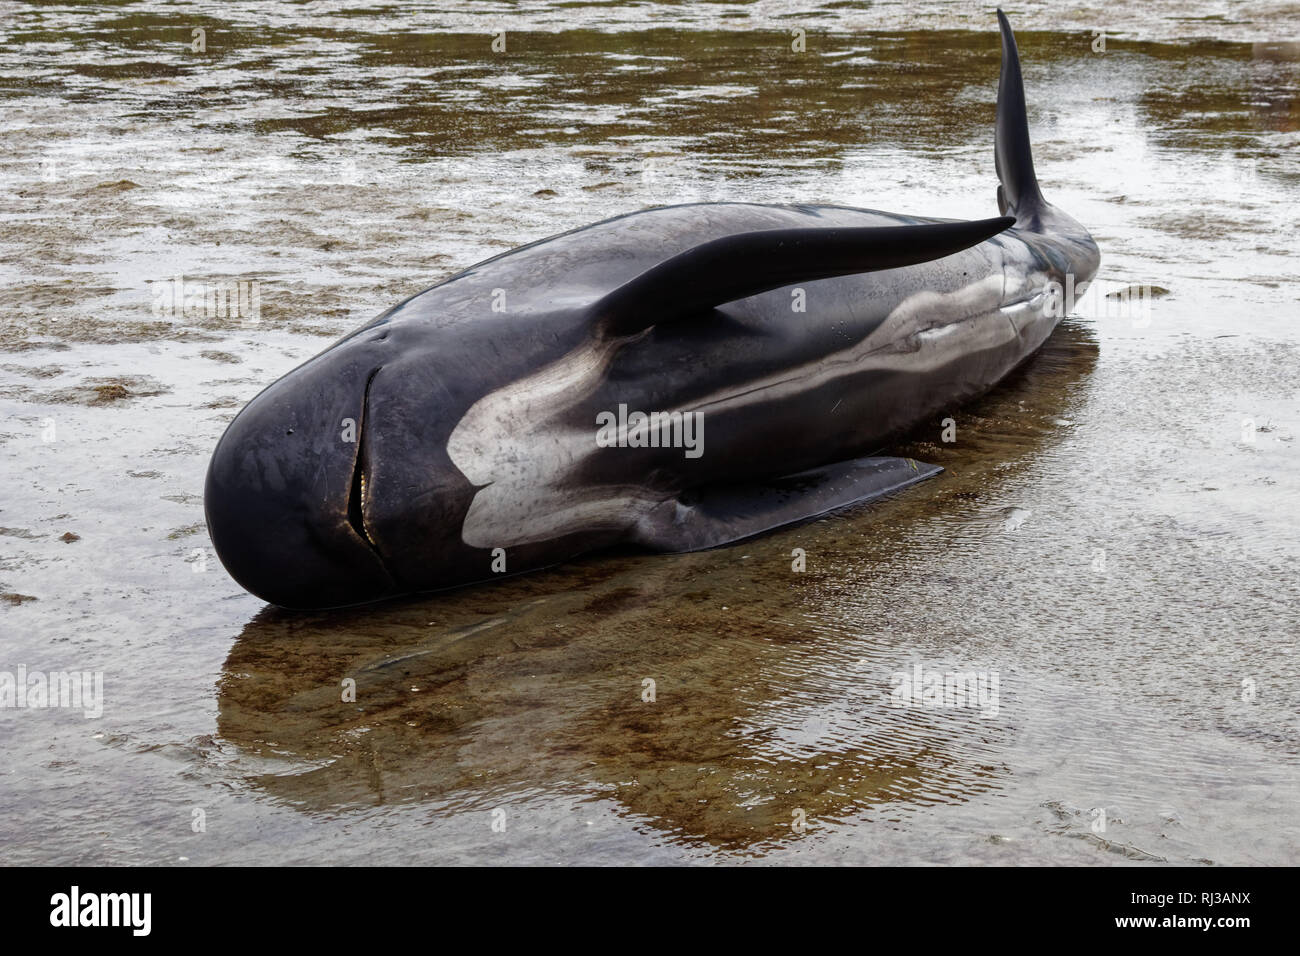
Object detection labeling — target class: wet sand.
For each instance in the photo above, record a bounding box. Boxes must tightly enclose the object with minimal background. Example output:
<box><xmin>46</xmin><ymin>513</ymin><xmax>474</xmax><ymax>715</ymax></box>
<box><xmin>1</xmin><ymin>1</ymin><xmax>1297</xmax><ymax>864</ymax></box>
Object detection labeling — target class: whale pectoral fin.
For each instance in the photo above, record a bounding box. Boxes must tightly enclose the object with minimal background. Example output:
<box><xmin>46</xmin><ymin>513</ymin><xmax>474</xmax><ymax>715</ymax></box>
<box><xmin>631</xmin><ymin>455</ymin><xmax>942</xmax><ymax>553</ymax></box>
<box><xmin>596</xmin><ymin>217</ymin><xmax>1014</xmax><ymax>335</ymax></box>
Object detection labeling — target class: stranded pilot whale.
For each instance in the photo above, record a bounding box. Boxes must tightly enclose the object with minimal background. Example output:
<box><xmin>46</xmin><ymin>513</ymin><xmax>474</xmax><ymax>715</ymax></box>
<box><xmin>205</xmin><ymin>11</ymin><xmax>1100</xmax><ymax>609</ymax></box>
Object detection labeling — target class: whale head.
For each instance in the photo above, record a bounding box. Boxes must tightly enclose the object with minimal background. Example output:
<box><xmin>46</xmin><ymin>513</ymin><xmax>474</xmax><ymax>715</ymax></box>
<box><xmin>203</xmin><ymin>341</ymin><xmax>398</xmax><ymax>609</ymax></box>
<box><xmin>203</xmin><ymin>325</ymin><xmax>490</xmax><ymax>609</ymax></box>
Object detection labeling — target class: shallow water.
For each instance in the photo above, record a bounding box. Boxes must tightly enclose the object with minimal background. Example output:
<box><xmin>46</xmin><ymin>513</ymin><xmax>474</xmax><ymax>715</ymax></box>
<box><xmin>1</xmin><ymin>1</ymin><xmax>1297</xmax><ymax>865</ymax></box>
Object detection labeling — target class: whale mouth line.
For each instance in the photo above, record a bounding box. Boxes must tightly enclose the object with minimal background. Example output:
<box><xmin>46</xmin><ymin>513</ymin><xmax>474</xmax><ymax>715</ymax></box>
<box><xmin>346</xmin><ymin>366</ymin><xmax>384</xmax><ymax>559</ymax></box>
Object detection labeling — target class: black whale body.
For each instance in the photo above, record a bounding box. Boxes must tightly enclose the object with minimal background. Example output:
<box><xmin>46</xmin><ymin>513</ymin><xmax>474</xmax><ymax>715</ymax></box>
<box><xmin>205</xmin><ymin>12</ymin><xmax>1100</xmax><ymax>609</ymax></box>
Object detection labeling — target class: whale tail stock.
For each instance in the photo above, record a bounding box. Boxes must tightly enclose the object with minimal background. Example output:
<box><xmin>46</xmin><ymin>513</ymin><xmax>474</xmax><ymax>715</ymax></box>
<box><xmin>995</xmin><ymin>8</ymin><xmax>1046</xmax><ymax>227</ymax></box>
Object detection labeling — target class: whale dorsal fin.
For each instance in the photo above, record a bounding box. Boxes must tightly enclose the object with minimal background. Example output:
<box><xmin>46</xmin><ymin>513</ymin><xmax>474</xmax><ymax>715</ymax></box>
<box><xmin>995</xmin><ymin>9</ymin><xmax>1046</xmax><ymax>225</ymax></box>
<box><xmin>594</xmin><ymin>215</ymin><xmax>1014</xmax><ymax>336</ymax></box>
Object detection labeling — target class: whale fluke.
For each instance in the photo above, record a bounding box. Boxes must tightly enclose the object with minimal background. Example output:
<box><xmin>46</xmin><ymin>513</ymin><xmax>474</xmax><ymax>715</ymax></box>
<box><xmin>632</xmin><ymin>456</ymin><xmax>943</xmax><ymax>553</ymax></box>
<box><xmin>995</xmin><ymin>8</ymin><xmax>1046</xmax><ymax>224</ymax></box>
<box><xmin>597</xmin><ymin>216</ymin><xmax>1015</xmax><ymax>335</ymax></box>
